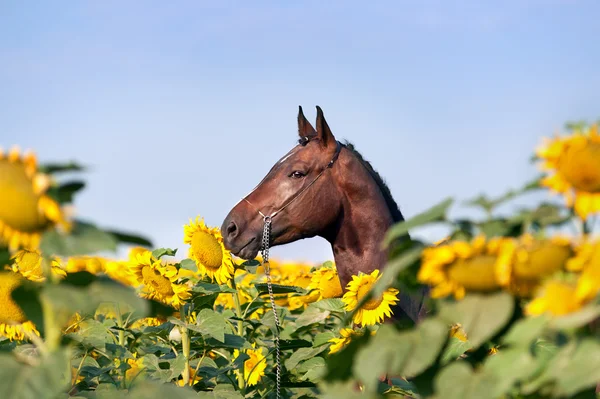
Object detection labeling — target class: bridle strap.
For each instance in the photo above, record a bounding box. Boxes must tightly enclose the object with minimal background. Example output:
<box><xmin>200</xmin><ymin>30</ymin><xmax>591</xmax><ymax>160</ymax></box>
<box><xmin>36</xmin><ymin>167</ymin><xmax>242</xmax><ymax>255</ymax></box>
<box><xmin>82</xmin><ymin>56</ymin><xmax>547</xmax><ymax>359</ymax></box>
<box><xmin>243</xmin><ymin>140</ymin><xmax>342</xmax><ymax>221</ymax></box>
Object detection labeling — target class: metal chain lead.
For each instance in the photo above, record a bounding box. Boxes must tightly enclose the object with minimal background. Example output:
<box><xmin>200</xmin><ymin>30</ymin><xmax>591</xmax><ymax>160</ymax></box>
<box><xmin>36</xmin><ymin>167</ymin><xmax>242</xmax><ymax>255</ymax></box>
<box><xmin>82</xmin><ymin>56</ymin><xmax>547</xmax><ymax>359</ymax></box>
<box><xmin>261</xmin><ymin>216</ymin><xmax>281</xmax><ymax>398</ymax></box>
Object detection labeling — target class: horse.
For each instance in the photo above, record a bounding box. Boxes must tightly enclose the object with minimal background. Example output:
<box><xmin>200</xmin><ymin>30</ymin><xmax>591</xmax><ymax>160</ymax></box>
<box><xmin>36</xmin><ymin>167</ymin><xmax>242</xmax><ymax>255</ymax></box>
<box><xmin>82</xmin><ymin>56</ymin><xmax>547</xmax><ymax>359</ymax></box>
<box><xmin>221</xmin><ymin>106</ymin><xmax>427</xmax><ymax>323</ymax></box>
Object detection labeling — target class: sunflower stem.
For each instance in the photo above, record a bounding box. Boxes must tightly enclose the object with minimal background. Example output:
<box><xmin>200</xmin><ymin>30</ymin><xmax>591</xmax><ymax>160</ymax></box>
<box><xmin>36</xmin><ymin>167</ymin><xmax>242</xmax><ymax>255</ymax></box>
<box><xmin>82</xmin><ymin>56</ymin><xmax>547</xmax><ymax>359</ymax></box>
<box><xmin>41</xmin><ymin>298</ymin><xmax>61</xmax><ymax>354</ymax></box>
<box><xmin>231</xmin><ymin>279</ymin><xmax>245</xmax><ymax>390</ymax></box>
<box><xmin>115</xmin><ymin>304</ymin><xmax>127</xmax><ymax>389</ymax></box>
<box><xmin>180</xmin><ymin>310</ymin><xmax>191</xmax><ymax>386</ymax></box>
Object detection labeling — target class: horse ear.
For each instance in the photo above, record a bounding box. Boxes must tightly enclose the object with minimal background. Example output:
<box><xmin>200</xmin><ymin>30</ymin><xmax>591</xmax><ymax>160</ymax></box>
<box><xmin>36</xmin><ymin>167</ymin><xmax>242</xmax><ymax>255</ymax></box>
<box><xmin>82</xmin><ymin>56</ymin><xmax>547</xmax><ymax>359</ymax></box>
<box><xmin>297</xmin><ymin>106</ymin><xmax>317</xmax><ymax>140</ymax></box>
<box><xmin>315</xmin><ymin>106</ymin><xmax>335</xmax><ymax>147</ymax></box>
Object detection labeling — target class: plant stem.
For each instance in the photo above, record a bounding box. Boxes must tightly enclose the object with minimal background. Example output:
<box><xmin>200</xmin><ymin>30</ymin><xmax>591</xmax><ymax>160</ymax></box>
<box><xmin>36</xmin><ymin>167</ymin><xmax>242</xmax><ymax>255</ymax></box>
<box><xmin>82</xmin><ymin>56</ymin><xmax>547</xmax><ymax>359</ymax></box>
<box><xmin>180</xmin><ymin>310</ymin><xmax>191</xmax><ymax>386</ymax></box>
<box><xmin>231</xmin><ymin>279</ymin><xmax>245</xmax><ymax>391</ymax></box>
<box><xmin>115</xmin><ymin>304</ymin><xmax>127</xmax><ymax>389</ymax></box>
<box><xmin>41</xmin><ymin>297</ymin><xmax>60</xmax><ymax>354</ymax></box>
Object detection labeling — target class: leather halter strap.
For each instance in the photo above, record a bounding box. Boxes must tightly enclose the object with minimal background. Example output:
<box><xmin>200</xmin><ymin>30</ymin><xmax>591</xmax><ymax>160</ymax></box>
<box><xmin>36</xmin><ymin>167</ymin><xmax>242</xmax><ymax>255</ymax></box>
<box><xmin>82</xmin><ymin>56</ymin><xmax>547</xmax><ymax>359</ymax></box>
<box><xmin>243</xmin><ymin>139</ymin><xmax>342</xmax><ymax>221</ymax></box>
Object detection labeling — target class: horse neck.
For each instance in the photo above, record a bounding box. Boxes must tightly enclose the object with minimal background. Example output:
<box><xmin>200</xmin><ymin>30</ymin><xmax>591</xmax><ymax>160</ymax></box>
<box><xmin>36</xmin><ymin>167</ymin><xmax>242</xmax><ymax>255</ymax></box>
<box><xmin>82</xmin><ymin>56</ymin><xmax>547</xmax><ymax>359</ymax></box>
<box><xmin>323</xmin><ymin>149</ymin><xmax>395</xmax><ymax>288</ymax></box>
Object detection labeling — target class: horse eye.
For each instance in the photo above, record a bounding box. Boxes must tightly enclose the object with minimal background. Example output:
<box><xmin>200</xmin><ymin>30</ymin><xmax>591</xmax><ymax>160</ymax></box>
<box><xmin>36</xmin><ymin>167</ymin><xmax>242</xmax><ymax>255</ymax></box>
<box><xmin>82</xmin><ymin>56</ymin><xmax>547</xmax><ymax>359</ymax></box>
<box><xmin>290</xmin><ymin>171</ymin><xmax>306</xmax><ymax>179</ymax></box>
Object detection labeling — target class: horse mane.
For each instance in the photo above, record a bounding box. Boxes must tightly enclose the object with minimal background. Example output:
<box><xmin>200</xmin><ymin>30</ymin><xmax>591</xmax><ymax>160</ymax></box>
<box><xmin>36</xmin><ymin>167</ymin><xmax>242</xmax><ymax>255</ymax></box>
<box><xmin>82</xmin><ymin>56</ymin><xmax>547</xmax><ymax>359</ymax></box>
<box><xmin>341</xmin><ymin>141</ymin><xmax>406</xmax><ymax>223</ymax></box>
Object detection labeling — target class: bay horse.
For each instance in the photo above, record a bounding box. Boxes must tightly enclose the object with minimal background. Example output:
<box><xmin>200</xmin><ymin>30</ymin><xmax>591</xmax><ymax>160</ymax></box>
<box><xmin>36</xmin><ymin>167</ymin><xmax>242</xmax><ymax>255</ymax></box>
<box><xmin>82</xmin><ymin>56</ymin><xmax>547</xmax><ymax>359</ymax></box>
<box><xmin>221</xmin><ymin>106</ymin><xmax>426</xmax><ymax>323</ymax></box>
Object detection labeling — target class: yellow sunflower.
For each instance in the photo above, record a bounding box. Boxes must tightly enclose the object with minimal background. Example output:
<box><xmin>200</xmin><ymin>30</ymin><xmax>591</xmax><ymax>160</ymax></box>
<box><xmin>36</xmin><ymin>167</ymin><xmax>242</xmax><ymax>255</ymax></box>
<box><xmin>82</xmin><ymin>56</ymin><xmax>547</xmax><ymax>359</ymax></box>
<box><xmin>495</xmin><ymin>235</ymin><xmax>573</xmax><ymax>297</ymax></box>
<box><xmin>0</xmin><ymin>146</ymin><xmax>70</xmax><ymax>252</ymax></box>
<box><xmin>0</xmin><ymin>271</ymin><xmax>40</xmax><ymax>341</ymax></box>
<box><xmin>311</xmin><ymin>265</ymin><xmax>343</xmax><ymax>300</ymax></box>
<box><xmin>525</xmin><ymin>278</ymin><xmax>587</xmax><ymax>317</ymax></box>
<box><xmin>418</xmin><ymin>235</ymin><xmax>507</xmax><ymax>299</ymax></box>
<box><xmin>567</xmin><ymin>238</ymin><xmax>600</xmax><ymax>302</ymax></box>
<box><xmin>128</xmin><ymin>251</ymin><xmax>191</xmax><ymax>309</ymax></box>
<box><xmin>233</xmin><ymin>345</ymin><xmax>267</xmax><ymax>386</ymax></box>
<box><xmin>329</xmin><ymin>327</ymin><xmax>362</xmax><ymax>354</ymax></box>
<box><xmin>536</xmin><ymin>124</ymin><xmax>600</xmax><ymax>219</ymax></box>
<box><xmin>183</xmin><ymin>217</ymin><xmax>234</xmax><ymax>285</ymax></box>
<box><xmin>342</xmin><ymin>269</ymin><xmax>400</xmax><ymax>326</ymax></box>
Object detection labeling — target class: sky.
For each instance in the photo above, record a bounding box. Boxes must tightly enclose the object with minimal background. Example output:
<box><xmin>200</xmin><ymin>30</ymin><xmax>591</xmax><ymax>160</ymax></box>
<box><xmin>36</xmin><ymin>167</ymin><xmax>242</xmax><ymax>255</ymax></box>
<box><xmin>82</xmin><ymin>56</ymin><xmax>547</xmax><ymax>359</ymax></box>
<box><xmin>1</xmin><ymin>0</ymin><xmax>599</xmax><ymax>264</ymax></box>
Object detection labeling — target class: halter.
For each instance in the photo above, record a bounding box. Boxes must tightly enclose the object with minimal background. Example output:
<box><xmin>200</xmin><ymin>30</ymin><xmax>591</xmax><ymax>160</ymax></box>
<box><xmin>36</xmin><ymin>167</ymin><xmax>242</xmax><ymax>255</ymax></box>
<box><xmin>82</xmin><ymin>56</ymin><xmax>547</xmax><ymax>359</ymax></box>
<box><xmin>238</xmin><ymin>137</ymin><xmax>342</xmax><ymax>398</ymax></box>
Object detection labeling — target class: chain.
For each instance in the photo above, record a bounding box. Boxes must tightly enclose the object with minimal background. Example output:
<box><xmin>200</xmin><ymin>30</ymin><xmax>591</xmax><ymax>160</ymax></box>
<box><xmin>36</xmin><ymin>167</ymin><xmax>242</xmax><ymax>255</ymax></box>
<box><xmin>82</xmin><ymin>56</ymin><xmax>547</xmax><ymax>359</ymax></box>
<box><xmin>261</xmin><ymin>216</ymin><xmax>281</xmax><ymax>398</ymax></box>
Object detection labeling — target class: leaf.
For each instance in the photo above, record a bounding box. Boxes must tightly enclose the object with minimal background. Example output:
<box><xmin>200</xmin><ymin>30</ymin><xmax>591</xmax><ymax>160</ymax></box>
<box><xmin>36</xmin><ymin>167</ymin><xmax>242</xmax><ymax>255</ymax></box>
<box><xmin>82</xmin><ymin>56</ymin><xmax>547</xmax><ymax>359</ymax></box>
<box><xmin>46</xmin><ymin>180</ymin><xmax>85</xmax><ymax>204</ymax></box>
<box><xmin>127</xmin><ymin>380</ymin><xmax>199</xmax><ymax>399</ymax></box>
<box><xmin>11</xmin><ymin>281</ymin><xmax>45</xmax><ymax>337</ymax></box>
<box><xmin>522</xmin><ymin>338</ymin><xmax>600</xmax><ymax>397</ymax></box>
<box><xmin>192</xmin><ymin>308</ymin><xmax>228</xmax><ymax>342</ymax></box>
<box><xmin>433</xmin><ymin>361</ymin><xmax>499</xmax><ymax>399</ymax></box>
<box><xmin>285</xmin><ymin>347</ymin><xmax>327</xmax><ymax>370</ymax></box>
<box><xmin>440</xmin><ymin>337</ymin><xmax>472</xmax><ymax>365</ymax></box>
<box><xmin>311</xmin><ymin>298</ymin><xmax>345</xmax><ymax>312</ymax></box>
<box><xmin>278</xmin><ymin>339</ymin><xmax>313</xmax><ymax>350</ymax></box>
<box><xmin>502</xmin><ymin>314</ymin><xmax>549</xmax><ymax>347</ymax></box>
<box><xmin>192</xmin><ymin>282</ymin><xmax>237</xmax><ymax>294</ymax></box>
<box><xmin>384</xmin><ymin>197</ymin><xmax>453</xmax><ymax>246</ymax></box>
<box><xmin>179</xmin><ymin>259</ymin><xmax>197</xmax><ymax>271</ymax></box>
<box><xmin>313</xmin><ymin>332</ymin><xmax>336</xmax><ymax>348</ymax></box>
<box><xmin>353</xmin><ymin>320</ymin><xmax>448</xmax><ymax>393</ymax></box>
<box><xmin>205</xmin><ymin>334</ymin><xmax>251</xmax><ymax>349</ymax></box>
<box><xmin>295</xmin><ymin>306</ymin><xmax>330</xmax><ymax>328</ymax></box>
<box><xmin>0</xmin><ymin>349</ymin><xmax>71</xmax><ymax>399</ymax></box>
<box><xmin>67</xmin><ymin>319</ymin><xmax>114</xmax><ymax>352</ymax></box>
<box><xmin>254</xmin><ymin>283</ymin><xmax>308</xmax><ymax>295</ymax></box>
<box><xmin>548</xmin><ymin>305</ymin><xmax>600</xmax><ymax>330</ymax></box>
<box><xmin>38</xmin><ymin>161</ymin><xmax>85</xmax><ymax>174</ymax></box>
<box><xmin>298</xmin><ymin>357</ymin><xmax>327</xmax><ymax>382</ymax></box>
<box><xmin>106</xmin><ymin>230</ymin><xmax>153</xmax><ymax>247</ymax></box>
<box><xmin>197</xmin><ymin>384</ymin><xmax>244</xmax><ymax>399</ymax></box>
<box><xmin>481</xmin><ymin>347</ymin><xmax>538</xmax><ymax>396</ymax></box>
<box><xmin>151</xmin><ymin>248</ymin><xmax>177</xmax><ymax>259</ymax></box>
<box><xmin>371</xmin><ymin>245</ymin><xmax>424</xmax><ymax>297</ymax></box>
<box><xmin>438</xmin><ymin>292</ymin><xmax>514</xmax><ymax>349</ymax></box>
<box><xmin>40</xmin><ymin>221</ymin><xmax>118</xmax><ymax>256</ymax></box>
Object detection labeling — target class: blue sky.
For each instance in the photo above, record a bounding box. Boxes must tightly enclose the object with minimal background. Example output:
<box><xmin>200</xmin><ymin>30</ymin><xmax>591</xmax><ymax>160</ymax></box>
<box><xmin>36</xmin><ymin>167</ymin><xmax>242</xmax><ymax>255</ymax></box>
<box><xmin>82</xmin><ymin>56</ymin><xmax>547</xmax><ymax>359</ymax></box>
<box><xmin>1</xmin><ymin>1</ymin><xmax>599</xmax><ymax>263</ymax></box>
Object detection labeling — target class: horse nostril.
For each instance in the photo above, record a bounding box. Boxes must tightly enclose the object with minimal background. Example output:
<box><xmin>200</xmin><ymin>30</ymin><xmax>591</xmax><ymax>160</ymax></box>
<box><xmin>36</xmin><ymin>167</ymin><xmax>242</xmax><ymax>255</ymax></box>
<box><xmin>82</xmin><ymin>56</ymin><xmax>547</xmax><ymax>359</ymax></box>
<box><xmin>226</xmin><ymin>220</ymin><xmax>238</xmax><ymax>238</ymax></box>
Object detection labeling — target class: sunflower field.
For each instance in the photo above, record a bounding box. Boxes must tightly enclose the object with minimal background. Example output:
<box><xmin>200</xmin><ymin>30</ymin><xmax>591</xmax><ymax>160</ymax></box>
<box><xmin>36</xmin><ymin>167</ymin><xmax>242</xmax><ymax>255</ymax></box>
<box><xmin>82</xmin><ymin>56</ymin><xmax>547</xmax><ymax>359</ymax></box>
<box><xmin>2</xmin><ymin>121</ymin><xmax>600</xmax><ymax>399</ymax></box>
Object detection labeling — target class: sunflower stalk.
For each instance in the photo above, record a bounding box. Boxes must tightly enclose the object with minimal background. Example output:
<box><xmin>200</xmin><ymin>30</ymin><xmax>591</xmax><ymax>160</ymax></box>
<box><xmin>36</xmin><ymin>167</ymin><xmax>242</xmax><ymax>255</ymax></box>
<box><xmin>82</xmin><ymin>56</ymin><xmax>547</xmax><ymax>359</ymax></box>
<box><xmin>180</xmin><ymin>308</ymin><xmax>191</xmax><ymax>386</ymax></box>
<box><xmin>231</xmin><ymin>279</ymin><xmax>246</xmax><ymax>390</ymax></box>
<box><xmin>115</xmin><ymin>304</ymin><xmax>126</xmax><ymax>389</ymax></box>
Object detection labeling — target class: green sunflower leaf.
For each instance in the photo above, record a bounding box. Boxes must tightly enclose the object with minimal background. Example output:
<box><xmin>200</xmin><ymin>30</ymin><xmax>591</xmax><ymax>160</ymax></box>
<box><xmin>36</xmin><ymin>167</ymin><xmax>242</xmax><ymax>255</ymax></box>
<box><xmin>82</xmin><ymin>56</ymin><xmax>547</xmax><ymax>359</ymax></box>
<box><xmin>151</xmin><ymin>248</ymin><xmax>177</xmax><ymax>259</ymax></box>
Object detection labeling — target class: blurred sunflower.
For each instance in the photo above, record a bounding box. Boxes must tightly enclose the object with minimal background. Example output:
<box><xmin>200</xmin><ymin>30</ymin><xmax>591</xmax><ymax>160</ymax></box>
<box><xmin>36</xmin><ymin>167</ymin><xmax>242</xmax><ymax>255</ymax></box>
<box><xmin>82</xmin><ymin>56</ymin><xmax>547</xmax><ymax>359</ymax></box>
<box><xmin>10</xmin><ymin>248</ymin><xmax>66</xmax><ymax>281</ymax></box>
<box><xmin>104</xmin><ymin>260</ymin><xmax>139</xmax><ymax>287</ymax></box>
<box><xmin>525</xmin><ymin>278</ymin><xmax>586</xmax><ymax>317</ymax></box>
<box><xmin>449</xmin><ymin>323</ymin><xmax>468</xmax><ymax>342</ymax></box>
<box><xmin>418</xmin><ymin>235</ymin><xmax>505</xmax><ymax>299</ymax></box>
<box><xmin>567</xmin><ymin>239</ymin><xmax>600</xmax><ymax>302</ymax></box>
<box><xmin>0</xmin><ymin>271</ymin><xmax>40</xmax><ymax>341</ymax></box>
<box><xmin>233</xmin><ymin>345</ymin><xmax>267</xmax><ymax>386</ymax></box>
<box><xmin>342</xmin><ymin>269</ymin><xmax>399</xmax><ymax>326</ymax></box>
<box><xmin>329</xmin><ymin>327</ymin><xmax>362</xmax><ymax>354</ymax></box>
<box><xmin>311</xmin><ymin>265</ymin><xmax>343</xmax><ymax>299</ymax></box>
<box><xmin>495</xmin><ymin>235</ymin><xmax>573</xmax><ymax>297</ymax></box>
<box><xmin>183</xmin><ymin>217</ymin><xmax>234</xmax><ymax>285</ymax></box>
<box><xmin>60</xmin><ymin>255</ymin><xmax>107</xmax><ymax>274</ymax></box>
<box><xmin>536</xmin><ymin>124</ymin><xmax>600</xmax><ymax>219</ymax></box>
<box><xmin>0</xmin><ymin>146</ymin><xmax>70</xmax><ymax>252</ymax></box>
<box><xmin>128</xmin><ymin>251</ymin><xmax>191</xmax><ymax>309</ymax></box>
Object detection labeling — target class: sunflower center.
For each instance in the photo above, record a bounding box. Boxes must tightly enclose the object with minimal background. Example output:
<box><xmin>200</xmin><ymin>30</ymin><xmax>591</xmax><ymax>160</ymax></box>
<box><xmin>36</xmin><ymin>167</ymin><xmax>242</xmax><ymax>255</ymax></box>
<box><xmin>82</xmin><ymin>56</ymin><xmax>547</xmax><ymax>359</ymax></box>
<box><xmin>191</xmin><ymin>231</ymin><xmax>223</xmax><ymax>271</ymax></box>
<box><xmin>0</xmin><ymin>272</ymin><xmax>28</xmax><ymax>324</ymax></box>
<box><xmin>357</xmin><ymin>283</ymin><xmax>383</xmax><ymax>310</ymax></box>
<box><xmin>0</xmin><ymin>160</ymin><xmax>50</xmax><ymax>233</ymax></box>
<box><xmin>447</xmin><ymin>255</ymin><xmax>499</xmax><ymax>291</ymax></box>
<box><xmin>141</xmin><ymin>266</ymin><xmax>174</xmax><ymax>297</ymax></box>
<box><xmin>513</xmin><ymin>242</ymin><xmax>571</xmax><ymax>280</ymax></box>
<box><xmin>557</xmin><ymin>141</ymin><xmax>600</xmax><ymax>192</ymax></box>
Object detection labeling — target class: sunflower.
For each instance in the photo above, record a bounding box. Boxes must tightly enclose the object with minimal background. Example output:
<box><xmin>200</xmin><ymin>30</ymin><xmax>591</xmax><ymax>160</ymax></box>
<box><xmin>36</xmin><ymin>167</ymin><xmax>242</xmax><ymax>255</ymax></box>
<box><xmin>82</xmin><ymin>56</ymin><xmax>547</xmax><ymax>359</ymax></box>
<box><xmin>567</xmin><ymin>239</ymin><xmax>600</xmax><ymax>302</ymax></box>
<box><xmin>60</xmin><ymin>256</ymin><xmax>107</xmax><ymax>274</ymax></box>
<box><xmin>183</xmin><ymin>217</ymin><xmax>234</xmax><ymax>285</ymax></box>
<box><xmin>128</xmin><ymin>251</ymin><xmax>191</xmax><ymax>309</ymax></box>
<box><xmin>342</xmin><ymin>269</ymin><xmax>400</xmax><ymax>326</ymax></box>
<box><xmin>536</xmin><ymin>124</ymin><xmax>600</xmax><ymax>219</ymax></box>
<box><xmin>329</xmin><ymin>328</ymin><xmax>363</xmax><ymax>354</ymax></box>
<box><xmin>311</xmin><ymin>265</ymin><xmax>343</xmax><ymax>300</ymax></box>
<box><xmin>449</xmin><ymin>323</ymin><xmax>468</xmax><ymax>342</ymax></box>
<box><xmin>495</xmin><ymin>235</ymin><xmax>573</xmax><ymax>297</ymax></box>
<box><xmin>233</xmin><ymin>345</ymin><xmax>267</xmax><ymax>386</ymax></box>
<box><xmin>418</xmin><ymin>235</ymin><xmax>506</xmax><ymax>299</ymax></box>
<box><xmin>104</xmin><ymin>260</ymin><xmax>139</xmax><ymax>287</ymax></box>
<box><xmin>0</xmin><ymin>271</ymin><xmax>40</xmax><ymax>341</ymax></box>
<box><xmin>0</xmin><ymin>146</ymin><xmax>70</xmax><ymax>252</ymax></box>
<box><xmin>525</xmin><ymin>278</ymin><xmax>587</xmax><ymax>317</ymax></box>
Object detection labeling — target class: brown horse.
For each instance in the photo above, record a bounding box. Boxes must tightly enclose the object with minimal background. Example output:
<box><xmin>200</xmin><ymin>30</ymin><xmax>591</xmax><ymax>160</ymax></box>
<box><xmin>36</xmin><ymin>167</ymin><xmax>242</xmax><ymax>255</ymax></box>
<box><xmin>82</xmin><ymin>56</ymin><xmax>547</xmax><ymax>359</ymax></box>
<box><xmin>221</xmin><ymin>106</ymin><xmax>426</xmax><ymax>322</ymax></box>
